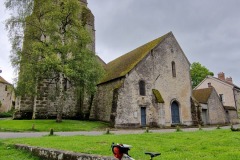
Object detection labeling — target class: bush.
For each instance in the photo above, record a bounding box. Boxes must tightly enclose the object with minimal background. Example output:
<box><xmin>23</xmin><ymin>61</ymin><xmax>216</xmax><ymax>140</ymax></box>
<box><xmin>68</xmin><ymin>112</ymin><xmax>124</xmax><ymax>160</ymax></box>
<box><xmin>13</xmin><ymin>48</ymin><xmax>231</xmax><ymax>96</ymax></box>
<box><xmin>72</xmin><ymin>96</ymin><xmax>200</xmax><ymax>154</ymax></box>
<box><xmin>0</xmin><ymin>111</ymin><xmax>13</xmax><ymax>118</ymax></box>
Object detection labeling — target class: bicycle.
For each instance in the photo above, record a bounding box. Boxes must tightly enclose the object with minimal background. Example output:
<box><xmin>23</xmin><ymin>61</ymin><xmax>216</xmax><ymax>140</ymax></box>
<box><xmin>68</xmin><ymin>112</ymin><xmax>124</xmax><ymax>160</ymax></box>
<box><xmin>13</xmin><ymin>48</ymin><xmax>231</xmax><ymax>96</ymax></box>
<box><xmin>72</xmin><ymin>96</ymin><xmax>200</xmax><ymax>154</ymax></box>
<box><xmin>111</xmin><ymin>143</ymin><xmax>161</xmax><ymax>160</ymax></box>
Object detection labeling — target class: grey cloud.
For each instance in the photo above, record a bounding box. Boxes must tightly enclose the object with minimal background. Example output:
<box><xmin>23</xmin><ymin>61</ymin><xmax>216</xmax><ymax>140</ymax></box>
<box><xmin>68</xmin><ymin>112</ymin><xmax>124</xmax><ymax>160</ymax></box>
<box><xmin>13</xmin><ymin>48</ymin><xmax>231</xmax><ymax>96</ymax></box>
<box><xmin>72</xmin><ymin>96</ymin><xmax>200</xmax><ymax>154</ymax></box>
<box><xmin>88</xmin><ymin>0</ymin><xmax>240</xmax><ymax>85</ymax></box>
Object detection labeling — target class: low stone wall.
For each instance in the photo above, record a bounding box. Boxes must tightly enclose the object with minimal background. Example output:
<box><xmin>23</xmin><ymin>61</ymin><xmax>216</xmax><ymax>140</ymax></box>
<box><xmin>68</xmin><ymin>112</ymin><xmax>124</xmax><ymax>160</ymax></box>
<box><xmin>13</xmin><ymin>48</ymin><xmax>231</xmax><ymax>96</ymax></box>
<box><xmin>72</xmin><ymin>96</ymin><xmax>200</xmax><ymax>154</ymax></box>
<box><xmin>15</xmin><ymin>144</ymin><xmax>117</xmax><ymax>160</ymax></box>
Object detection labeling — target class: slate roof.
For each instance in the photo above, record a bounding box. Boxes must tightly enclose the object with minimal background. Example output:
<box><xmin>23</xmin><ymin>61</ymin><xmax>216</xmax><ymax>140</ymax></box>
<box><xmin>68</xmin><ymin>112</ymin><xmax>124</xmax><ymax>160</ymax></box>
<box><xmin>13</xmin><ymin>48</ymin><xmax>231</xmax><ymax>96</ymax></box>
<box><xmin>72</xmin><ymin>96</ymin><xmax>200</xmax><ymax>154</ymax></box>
<box><xmin>99</xmin><ymin>32</ymin><xmax>171</xmax><ymax>84</ymax></box>
<box><xmin>192</xmin><ymin>88</ymin><xmax>213</xmax><ymax>104</ymax></box>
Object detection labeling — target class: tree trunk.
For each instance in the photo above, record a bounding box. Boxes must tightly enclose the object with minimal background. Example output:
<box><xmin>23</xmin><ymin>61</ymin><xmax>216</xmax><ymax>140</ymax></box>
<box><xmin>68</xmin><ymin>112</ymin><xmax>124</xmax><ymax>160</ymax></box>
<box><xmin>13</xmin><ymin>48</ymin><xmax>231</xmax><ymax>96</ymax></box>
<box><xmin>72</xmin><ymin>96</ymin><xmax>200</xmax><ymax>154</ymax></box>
<box><xmin>56</xmin><ymin>73</ymin><xmax>64</xmax><ymax>123</ymax></box>
<box><xmin>32</xmin><ymin>79</ymin><xmax>38</xmax><ymax>119</ymax></box>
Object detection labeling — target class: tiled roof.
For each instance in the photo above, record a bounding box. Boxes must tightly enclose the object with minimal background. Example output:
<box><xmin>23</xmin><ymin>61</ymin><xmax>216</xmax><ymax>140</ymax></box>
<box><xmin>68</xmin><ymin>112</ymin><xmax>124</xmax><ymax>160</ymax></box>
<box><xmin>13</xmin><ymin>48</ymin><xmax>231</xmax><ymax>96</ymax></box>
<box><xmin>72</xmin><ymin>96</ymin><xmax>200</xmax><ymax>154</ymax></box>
<box><xmin>99</xmin><ymin>32</ymin><xmax>171</xmax><ymax>84</ymax></box>
<box><xmin>193</xmin><ymin>88</ymin><xmax>213</xmax><ymax>104</ymax></box>
<box><xmin>0</xmin><ymin>76</ymin><xmax>11</xmax><ymax>85</ymax></box>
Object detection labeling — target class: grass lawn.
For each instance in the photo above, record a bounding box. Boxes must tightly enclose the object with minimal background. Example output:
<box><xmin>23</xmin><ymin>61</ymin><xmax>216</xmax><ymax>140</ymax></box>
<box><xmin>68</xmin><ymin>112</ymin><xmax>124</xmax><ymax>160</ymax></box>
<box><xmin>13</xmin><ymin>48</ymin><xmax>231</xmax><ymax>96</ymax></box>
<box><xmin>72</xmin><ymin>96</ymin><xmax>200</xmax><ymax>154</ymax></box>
<box><xmin>0</xmin><ymin>141</ymin><xmax>41</xmax><ymax>160</ymax></box>
<box><xmin>3</xmin><ymin>129</ymin><xmax>240</xmax><ymax>160</ymax></box>
<box><xmin>0</xmin><ymin>119</ymin><xmax>109</xmax><ymax>132</ymax></box>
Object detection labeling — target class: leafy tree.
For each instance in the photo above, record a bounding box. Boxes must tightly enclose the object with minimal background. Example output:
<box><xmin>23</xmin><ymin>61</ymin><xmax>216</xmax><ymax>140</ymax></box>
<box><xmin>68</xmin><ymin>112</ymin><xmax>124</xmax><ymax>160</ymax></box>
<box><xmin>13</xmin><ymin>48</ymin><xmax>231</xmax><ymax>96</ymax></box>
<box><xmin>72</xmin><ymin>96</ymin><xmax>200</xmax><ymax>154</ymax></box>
<box><xmin>190</xmin><ymin>62</ymin><xmax>214</xmax><ymax>88</ymax></box>
<box><xmin>5</xmin><ymin>0</ymin><xmax>104</xmax><ymax>122</ymax></box>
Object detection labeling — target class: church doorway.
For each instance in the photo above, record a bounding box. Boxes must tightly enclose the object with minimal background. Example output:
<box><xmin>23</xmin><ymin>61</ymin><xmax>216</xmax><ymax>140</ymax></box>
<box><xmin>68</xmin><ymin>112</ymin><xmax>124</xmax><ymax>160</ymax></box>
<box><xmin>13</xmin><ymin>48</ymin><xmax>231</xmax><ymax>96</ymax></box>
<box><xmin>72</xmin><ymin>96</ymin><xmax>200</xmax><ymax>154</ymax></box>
<box><xmin>171</xmin><ymin>101</ymin><xmax>180</xmax><ymax>124</ymax></box>
<box><xmin>141</xmin><ymin>107</ymin><xmax>146</xmax><ymax>127</ymax></box>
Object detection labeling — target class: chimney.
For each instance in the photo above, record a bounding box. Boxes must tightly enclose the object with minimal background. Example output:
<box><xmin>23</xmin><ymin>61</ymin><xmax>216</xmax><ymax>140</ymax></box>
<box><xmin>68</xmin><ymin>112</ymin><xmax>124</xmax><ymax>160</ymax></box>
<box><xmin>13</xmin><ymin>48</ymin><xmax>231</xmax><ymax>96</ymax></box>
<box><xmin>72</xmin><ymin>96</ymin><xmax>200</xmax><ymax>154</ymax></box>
<box><xmin>218</xmin><ymin>72</ymin><xmax>225</xmax><ymax>81</ymax></box>
<box><xmin>226</xmin><ymin>77</ymin><xmax>233</xmax><ymax>84</ymax></box>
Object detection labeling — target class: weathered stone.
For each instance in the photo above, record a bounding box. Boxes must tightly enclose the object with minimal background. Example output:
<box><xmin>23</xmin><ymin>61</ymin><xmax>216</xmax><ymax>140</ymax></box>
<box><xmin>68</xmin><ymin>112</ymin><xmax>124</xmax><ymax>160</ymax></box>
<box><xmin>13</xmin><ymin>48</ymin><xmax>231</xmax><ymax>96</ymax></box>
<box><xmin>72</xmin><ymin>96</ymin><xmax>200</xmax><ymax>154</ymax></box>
<box><xmin>91</xmin><ymin>33</ymin><xmax>193</xmax><ymax>128</ymax></box>
<box><xmin>15</xmin><ymin>144</ymin><xmax>117</xmax><ymax>160</ymax></box>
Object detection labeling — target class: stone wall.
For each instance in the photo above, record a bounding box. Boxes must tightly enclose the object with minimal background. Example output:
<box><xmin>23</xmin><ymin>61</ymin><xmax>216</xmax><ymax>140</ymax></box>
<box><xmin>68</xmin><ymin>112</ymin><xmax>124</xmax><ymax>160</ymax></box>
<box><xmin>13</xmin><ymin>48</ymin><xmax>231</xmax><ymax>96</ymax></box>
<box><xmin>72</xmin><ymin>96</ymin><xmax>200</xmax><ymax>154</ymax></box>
<box><xmin>14</xmin><ymin>78</ymin><xmax>79</xmax><ymax>119</ymax></box>
<box><xmin>15</xmin><ymin>144</ymin><xmax>116</xmax><ymax>160</ymax></box>
<box><xmin>207</xmin><ymin>89</ymin><xmax>226</xmax><ymax>124</ymax></box>
<box><xmin>227</xmin><ymin>110</ymin><xmax>239</xmax><ymax>124</ymax></box>
<box><xmin>0</xmin><ymin>83</ymin><xmax>14</xmax><ymax>113</ymax></box>
<box><xmin>90</xmin><ymin>79</ymin><xmax>123</xmax><ymax>124</ymax></box>
<box><xmin>233</xmin><ymin>89</ymin><xmax>240</xmax><ymax>118</ymax></box>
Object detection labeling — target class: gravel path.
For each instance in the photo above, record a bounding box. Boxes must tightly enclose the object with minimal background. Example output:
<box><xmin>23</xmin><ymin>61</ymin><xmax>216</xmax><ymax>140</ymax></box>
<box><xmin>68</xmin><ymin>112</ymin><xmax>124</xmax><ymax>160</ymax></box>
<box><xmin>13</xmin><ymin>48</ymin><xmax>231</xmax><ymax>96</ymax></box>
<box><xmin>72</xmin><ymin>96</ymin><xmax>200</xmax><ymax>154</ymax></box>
<box><xmin>0</xmin><ymin>124</ymin><xmax>239</xmax><ymax>139</ymax></box>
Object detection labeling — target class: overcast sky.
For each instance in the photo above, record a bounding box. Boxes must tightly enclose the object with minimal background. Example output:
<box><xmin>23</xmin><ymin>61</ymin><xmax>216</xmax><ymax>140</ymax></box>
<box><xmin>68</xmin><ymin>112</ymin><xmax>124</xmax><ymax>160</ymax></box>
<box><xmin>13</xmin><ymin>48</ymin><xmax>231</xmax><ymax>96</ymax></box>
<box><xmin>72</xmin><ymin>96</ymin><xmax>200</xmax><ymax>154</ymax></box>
<box><xmin>1</xmin><ymin>0</ymin><xmax>240</xmax><ymax>86</ymax></box>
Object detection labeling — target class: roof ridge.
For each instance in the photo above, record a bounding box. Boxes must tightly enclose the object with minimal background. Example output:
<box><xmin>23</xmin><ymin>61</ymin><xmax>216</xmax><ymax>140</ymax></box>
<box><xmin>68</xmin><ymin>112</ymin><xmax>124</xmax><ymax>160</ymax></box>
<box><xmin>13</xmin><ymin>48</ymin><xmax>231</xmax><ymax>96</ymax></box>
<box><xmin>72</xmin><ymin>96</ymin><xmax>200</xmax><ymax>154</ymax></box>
<box><xmin>0</xmin><ymin>76</ymin><xmax>11</xmax><ymax>85</ymax></box>
<box><xmin>208</xmin><ymin>76</ymin><xmax>240</xmax><ymax>89</ymax></box>
<box><xmin>99</xmin><ymin>32</ymin><xmax>171</xmax><ymax>84</ymax></box>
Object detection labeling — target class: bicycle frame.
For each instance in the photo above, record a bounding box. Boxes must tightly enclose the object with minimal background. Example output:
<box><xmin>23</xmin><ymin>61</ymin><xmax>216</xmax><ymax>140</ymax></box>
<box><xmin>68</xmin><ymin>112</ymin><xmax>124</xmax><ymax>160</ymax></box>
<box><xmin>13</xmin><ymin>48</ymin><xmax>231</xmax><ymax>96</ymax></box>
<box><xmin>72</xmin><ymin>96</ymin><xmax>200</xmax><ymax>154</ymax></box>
<box><xmin>111</xmin><ymin>143</ymin><xmax>160</xmax><ymax>160</ymax></box>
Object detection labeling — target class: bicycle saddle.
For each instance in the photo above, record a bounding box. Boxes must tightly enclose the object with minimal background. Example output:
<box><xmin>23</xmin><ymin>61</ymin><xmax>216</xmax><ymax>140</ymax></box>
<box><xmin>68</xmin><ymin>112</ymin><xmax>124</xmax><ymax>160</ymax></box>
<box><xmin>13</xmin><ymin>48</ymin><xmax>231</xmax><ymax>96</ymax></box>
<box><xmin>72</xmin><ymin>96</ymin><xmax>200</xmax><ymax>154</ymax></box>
<box><xmin>145</xmin><ymin>152</ymin><xmax>161</xmax><ymax>158</ymax></box>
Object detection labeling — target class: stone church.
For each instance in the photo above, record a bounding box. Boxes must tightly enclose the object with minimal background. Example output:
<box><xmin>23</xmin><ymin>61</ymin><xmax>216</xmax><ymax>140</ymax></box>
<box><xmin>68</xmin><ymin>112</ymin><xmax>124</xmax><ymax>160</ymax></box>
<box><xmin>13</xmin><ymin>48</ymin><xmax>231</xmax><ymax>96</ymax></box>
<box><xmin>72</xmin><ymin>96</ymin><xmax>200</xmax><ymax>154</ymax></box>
<box><xmin>90</xmin><ymin>32</ymin><xmax>193</xmax><ymax>128</ymax></box>
<box><xmin>16</xmin><ymin>0</ymin><xmax>236</xmax><ymax>128</ymax></box>
<box><xmin>14</xmin><ymin>0</ymin><xmax>195</xmax><ymax>127</ymax></box>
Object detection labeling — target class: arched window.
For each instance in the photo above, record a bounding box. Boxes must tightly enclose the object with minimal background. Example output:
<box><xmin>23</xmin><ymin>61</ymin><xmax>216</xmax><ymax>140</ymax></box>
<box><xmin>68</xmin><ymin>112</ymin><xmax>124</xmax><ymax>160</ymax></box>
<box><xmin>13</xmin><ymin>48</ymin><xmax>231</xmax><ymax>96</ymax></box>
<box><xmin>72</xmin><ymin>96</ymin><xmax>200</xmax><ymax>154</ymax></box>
<box><xmin>139</xmin><ymin>80</ymin><xmax>146</xmax><ymax>96</ymax></box>
<box><xmin>172</xmin><ymin>61</ymin><xmax>176</xmax><ymax>77</ymax></box>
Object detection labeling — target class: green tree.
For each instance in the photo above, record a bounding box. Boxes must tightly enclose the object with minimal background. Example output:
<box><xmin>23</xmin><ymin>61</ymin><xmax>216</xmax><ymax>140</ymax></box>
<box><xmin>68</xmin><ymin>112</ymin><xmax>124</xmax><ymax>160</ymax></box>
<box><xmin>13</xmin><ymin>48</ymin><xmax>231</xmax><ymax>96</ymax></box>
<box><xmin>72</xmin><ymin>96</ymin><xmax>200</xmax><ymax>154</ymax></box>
<box><xmin>190</xmin><ymin>62</ymin><xmax>214</xmax><ymax>88</ymax></box>
<box><xmin>5</xmin><ymin>0</ymin><xmax>104</xmax><ymax>122</ymax></box>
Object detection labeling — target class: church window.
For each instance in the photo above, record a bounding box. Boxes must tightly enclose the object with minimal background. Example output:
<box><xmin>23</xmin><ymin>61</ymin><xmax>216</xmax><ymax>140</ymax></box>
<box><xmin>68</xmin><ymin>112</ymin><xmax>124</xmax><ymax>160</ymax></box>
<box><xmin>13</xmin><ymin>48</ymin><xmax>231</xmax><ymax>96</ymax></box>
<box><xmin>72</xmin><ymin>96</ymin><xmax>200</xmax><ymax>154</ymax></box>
<box><xmin>5</xmin><ymin>85</ymin><xmax>7</xmax><ymax>91</ymax></box>
<box><xmin>172</xmin><ymin>61</ymin><xmax>176</xmax><ymax>77</ymax></box>
<box><xmin>139</xmin><ymin>80</ymin><xmax>146</xmax><ymax>96</ymax></box>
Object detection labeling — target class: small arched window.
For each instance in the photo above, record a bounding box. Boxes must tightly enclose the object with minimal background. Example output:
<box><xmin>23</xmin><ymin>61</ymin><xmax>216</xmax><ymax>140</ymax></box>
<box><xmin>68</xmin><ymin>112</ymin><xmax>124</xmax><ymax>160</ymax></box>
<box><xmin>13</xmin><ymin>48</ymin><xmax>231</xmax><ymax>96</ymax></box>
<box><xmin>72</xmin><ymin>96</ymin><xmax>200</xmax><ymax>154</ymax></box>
<box><xmin>5</xmin><ymin>85</ymin><xmax>7</xmax><ymax>91</ymax></box>
<box><xmin>139</xmin><ymin>80</ymin><xmax>146</xmax><ymax>96</ymax></box>
<box><xmin>172</xmin><ymin>61</ymin><xmax>176</xmax><ymax>77</ymax></box>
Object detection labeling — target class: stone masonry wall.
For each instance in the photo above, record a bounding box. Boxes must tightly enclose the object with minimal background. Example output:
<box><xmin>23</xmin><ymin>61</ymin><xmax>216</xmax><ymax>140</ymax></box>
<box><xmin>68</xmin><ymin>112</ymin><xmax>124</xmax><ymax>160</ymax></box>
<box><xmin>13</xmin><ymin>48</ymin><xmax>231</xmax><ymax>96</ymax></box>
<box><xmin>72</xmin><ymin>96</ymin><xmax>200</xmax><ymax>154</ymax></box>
<box><xmin>0</xmin><ymin>83</ymin><xmax>14</xmax><ymax>113</ymax></box>
<box><xmin>90</xmin><ymin>79</ymin><xmax>123</xmax><ymax>123</ymax></box>
<box><xmin>234</xmin><ymin>89</ymin><xmax>240</xmax><ymax>118</ymax></box>
<box><xmin>15</xmin><ymin>144</ymin><xmax>116</xmax><ymax>160</ymax></box>
<box><xmin>114</xmin><ymin>33</ymin><xmax>193</xmax><ymax>127</ymax></box>
<box><xmin>207</xmin><ymin>89</ymin><xmax>226</xmax><ymax>125</ymax></box>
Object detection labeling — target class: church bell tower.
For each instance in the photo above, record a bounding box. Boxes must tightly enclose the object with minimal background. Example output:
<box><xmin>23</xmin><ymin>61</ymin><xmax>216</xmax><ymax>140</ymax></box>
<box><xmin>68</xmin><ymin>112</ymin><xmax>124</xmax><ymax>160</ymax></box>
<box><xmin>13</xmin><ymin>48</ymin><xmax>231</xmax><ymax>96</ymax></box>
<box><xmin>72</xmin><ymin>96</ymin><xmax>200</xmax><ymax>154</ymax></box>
<box><xmin>80</xmin><ymin>0</ymin><xmax>95</xmax><ymax>53</ymax></box>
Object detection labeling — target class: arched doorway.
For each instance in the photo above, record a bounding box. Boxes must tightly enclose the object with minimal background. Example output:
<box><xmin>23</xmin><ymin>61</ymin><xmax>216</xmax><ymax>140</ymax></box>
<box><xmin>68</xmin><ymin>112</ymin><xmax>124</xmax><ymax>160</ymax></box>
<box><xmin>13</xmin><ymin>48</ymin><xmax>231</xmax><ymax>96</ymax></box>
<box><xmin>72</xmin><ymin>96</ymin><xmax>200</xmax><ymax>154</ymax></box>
<box><xmin>171</xmin><ymin>101</ymin><xmax>180</xmax><ymax>124</ymax></box>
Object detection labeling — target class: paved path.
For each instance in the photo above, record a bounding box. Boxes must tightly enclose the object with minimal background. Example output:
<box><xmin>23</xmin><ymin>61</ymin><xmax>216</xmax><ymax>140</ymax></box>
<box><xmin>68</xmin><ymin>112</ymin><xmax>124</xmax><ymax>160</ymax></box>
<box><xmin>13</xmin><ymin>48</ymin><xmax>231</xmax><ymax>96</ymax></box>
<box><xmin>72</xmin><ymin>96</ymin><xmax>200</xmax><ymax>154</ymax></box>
<box><xmin>0</xmin><ymin>124</ymin><xmax>239</xmax><ymax>139</ymax></box>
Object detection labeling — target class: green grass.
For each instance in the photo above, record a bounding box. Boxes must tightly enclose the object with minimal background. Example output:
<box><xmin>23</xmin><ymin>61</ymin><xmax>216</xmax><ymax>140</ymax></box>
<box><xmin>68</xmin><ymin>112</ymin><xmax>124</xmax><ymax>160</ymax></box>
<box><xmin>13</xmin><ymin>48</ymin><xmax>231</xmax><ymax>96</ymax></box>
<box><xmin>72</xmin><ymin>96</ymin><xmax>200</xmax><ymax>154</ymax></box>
<box><xmin>3</xmin><ymin>129</ymin><xmax>240</xmax><ymax>160</ymax></box>
<box><xmin>0</xmin><ymin>141</ymin><xmax>41</xmax><ymax>160</ymax></box>
<box><xmin>0</xmin><ymin>119</ymin><xmax>109</xmax><ymax>132</ymax></box>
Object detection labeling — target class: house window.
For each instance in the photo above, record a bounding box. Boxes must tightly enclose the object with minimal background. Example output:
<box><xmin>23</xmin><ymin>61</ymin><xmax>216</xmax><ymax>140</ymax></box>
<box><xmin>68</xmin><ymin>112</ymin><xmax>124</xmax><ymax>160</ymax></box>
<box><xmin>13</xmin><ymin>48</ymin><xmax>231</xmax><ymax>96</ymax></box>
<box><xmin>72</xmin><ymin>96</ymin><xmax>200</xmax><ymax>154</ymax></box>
<box><xmin>172</xmin><ymin>61</ymin><xmax>176</xmax><ymax>77</ymax></box>
<box><xmin>208</xmin><ymin>83</ymin><xmax>212</xmax><ymax>88</ymax></box>
<box><xmin>139</xmin><ymin>80</ymin><xmax>146</xmax><ymax>96</ymax></box>
<box><xmin>5</xmin><ymin>85</ymin><xmax>7</xmax><ymax>91</ymax></box>
<box><xmin>219</xmin><ymin>94</ymin><xmax>224</xmax><ymax>102</ymax></box>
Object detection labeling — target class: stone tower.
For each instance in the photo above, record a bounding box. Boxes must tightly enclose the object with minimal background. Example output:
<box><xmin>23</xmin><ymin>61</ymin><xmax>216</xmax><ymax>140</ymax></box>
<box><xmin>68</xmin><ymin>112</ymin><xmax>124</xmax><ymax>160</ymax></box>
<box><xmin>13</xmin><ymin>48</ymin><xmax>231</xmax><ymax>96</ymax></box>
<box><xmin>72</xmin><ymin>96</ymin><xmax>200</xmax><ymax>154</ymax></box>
<box><xmin>14</xmin><ymin>0</ymin><xmax>96</xmax><ymax>119</ymax></box>
<box><xmin>80</xmin><ymin>0</ymin><xmax>95</xmax><ymax>53</ymax></box>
